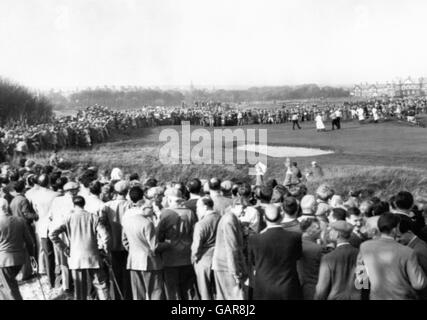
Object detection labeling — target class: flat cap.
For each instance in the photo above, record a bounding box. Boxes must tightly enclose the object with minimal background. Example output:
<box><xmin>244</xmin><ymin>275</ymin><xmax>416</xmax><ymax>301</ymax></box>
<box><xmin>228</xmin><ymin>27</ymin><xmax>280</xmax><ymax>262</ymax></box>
<box><xmin>63</xmin><ymin>182</ymin><xmax>79</xmax><ymax>191</ymax></box>
<box><xmin>221</xmin><ymin>180</ymin><xmax>233</xmax><ymax>191</ymax></box>
<box><xmin>146</xmin><ymin>186</ymin><xmax>164</xmax><ymax>199</ymax></box>
<box><xmin>330</xmin><ymin>221</ymin><xmax>354</xmax><ymax>234</ymax></box>
<box><xmin>114</xmin><ymin>180</ymin><xmax>129</xmax><ymax>193</ymax></box>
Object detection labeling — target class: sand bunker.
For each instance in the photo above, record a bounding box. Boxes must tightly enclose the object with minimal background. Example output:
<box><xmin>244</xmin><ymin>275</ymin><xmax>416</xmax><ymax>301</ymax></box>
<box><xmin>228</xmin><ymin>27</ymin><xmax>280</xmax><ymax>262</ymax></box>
<box><xmin>237</xmin><ymin>144</ymin><xmax>334</xmax><ymax>158</ymax></box>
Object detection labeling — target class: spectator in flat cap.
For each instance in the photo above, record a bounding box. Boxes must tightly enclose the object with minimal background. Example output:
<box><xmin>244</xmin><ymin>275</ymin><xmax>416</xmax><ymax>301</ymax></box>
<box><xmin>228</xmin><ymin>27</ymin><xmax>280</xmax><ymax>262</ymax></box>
<box><xmin>121</xmin><ymin>185</ymin><xmax>164</xmax><ymax>300</ymax></box>
<box><xmin>48</xmin><ymin>180</ymin><xmax>79</xmax><ymax>293</ymax></box>
<box><xmin>249</xmin><ymin>204</ymin><xmax>302</xmax><ymax>300</ymax></box>
<box><xmin>157</xmin><ymin>186</ymin><xmax>198</xmax><ymax>300</ymax></box>
<box><xmin>315</xmin><ymin>221</ymin><xmax>361</xmax><ymax>300</ymax></box>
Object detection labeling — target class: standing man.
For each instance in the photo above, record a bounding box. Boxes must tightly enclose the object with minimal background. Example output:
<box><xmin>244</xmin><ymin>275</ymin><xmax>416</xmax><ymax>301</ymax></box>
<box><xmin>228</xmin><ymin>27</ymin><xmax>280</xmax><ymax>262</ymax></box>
<box><xmin>157</xmin><ymin>188</ymin><xmax>198</xmax><ymax>300</ymax></box>
<box><xmin>335</xmin><ymin>108</ymin><xmax>342</xmax><ymax>129</ymax></box>
<box><xmin>191</xmin><ymin>197</ymin><xmax>221</xmax><ymax>300</ymax></box>
<box><xmin>27</xmin><ymin>174</ymin><xmax>58</xmax><ymax>289</ymax></box>
<box><xmin>105</xmin><ymin>180</ymin><xmax>132</xmax><ymax>300</ymax></box>
<box><xmin>208</xmin><ymin>178</ymin><xmax>233</xmax><ymax>216</ymax></box>
<box><xmin>0</xmin><ymin>198</ymin><xmax>35</xmax><ymax>300</ymax></box>
<box><xmin>184</xmin><ymin>179</ymin><xmax>202</xmax><ymax>218</ymax></box>
<box><xmin>212</xmin><ymin>202</ymin><xmax>247</xmax><ymax>300</ymax></box>
<box><xmin>315</xmin><ymin>221</ymin><xmax>361</xmax><ymax>300</ymax></box>
<box><xmin>330</xmin><ymin>110</ymin><xmax>338</xmax><ymax>130</ymax></box>
<box><xmin>281</xmin><ymin>196</ymin><xmax>302</xmax><ymax>234</ymax></box>
<box><xmin>122</xmin><ymin>186</ymin><xmax>165</xmax><ymax>300</ymax></box>
<box><xmin>249</xmin><ymin>205</ymin><xmax>302</xmax><ymax>300</ymax></box>
<box><xmin>48</xmin><ymin>181</ymin><xmax>79</xmax><ymax>294</ymax></box>
<box><xmin>9</xmin><ymin>179</ymin><xmax>38</xmax><ymax>281</ymax></box>
<box><xmin>291</xmin><ymin>111</ymin><xmax>301</xmax><ymax>130</ymax></box>
<box><xmin>298</xmin><ymin>219</ymin><xmax>322</xmax><ymax>300</ymax></box>
<box><xmin>49</xmin><ymin>196</ymin><xmax>111</xmax><ymax>300</ymax></box>
<box><xmin>357</xmin><ymin>213</ymin><xmax>427</xmax><ymax>300</ymax></box>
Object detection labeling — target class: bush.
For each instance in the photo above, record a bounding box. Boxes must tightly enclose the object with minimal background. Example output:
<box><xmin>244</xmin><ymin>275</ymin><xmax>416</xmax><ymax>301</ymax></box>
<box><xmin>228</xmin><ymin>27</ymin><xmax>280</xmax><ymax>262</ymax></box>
<box><xmin>0</xmin><ymin>77</ymin><xmax>53</xmax><ymax>126</ymax></box>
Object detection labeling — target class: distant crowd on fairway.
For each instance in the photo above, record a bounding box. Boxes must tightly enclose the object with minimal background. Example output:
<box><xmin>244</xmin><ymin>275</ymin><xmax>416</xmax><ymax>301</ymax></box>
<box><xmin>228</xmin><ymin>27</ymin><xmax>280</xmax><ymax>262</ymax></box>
<box><xmin>1</xmin><ymin>97</ymin><xmax>426</xmax><ymax>162</ymax></box>
<box><xmin>1</xmin><ymin>156</ymin><xmax>427</xmax><ymax>300</ymax></box>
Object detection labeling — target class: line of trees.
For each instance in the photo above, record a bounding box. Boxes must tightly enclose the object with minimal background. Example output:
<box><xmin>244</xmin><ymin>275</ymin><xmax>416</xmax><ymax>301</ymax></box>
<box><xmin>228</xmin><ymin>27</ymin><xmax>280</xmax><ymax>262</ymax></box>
<box><xmin>0</xmin><ymin>78</ymin><xmax>53</xmax><ymax>126</ymax></box>
<box><xmin>47</xmin><ymin>84</ymin><xmax>350</xmax><ymax>110</ymax></box>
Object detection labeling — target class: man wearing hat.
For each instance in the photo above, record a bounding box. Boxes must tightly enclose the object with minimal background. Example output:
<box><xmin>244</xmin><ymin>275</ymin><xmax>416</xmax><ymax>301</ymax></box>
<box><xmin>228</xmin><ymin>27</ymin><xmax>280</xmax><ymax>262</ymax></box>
<box><xmin>50</xmin><ymin>195</ymin><xmax>111</xmax><ymax>300</ymax></box>
<box><xmin>157</xmin><ymin>188</ymin><xmax>198</xmax><ymax>300</ymax></box>
<box><xmin>315</xmin><ymin>221</ymin><xmax>361</xmax><ymax>300</ymax></box>
<box><xmin>48</xmin><ymin>181</ymin><xmax>79</xmax><ymax>293</ymax></box>
<box><xmin>105</xmin><ymin>180</ymin><xmax>132</xmax><ymax>299</ymax></box>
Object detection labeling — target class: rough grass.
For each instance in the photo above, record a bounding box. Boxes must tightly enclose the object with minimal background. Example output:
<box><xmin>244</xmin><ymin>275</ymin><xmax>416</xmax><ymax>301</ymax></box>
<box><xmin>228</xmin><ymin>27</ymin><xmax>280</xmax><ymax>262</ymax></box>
<box><xmin>27</xmin><ymin>120</ymin><xmax>427</xmax><ymax>200</ymax></box>
<box><xmin>31</xmin><ymin>141</ymin><xmax>427</xmax><ymax>200</ymax></box>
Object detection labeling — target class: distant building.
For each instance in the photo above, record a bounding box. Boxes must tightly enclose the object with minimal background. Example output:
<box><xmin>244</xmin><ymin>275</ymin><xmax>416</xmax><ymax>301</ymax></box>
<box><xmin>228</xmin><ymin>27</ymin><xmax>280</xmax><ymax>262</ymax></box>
<box><xmin>352</xmin><ymin>77</ymin><xmax>427</xmax><ymax>98</ymax></box>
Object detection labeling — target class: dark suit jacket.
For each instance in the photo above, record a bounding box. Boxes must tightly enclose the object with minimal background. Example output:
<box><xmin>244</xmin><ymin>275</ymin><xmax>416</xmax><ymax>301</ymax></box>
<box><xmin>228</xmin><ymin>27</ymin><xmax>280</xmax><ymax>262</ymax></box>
<box><xmin>408</xmin><ymin>236</ymin><xmax>427</xmax><ymax>299</ymax></box>
<box><xmin>0</xmin><ymin>214</ymin><xmax>34</xmax><ymax>267</ymax></box>
<box><xmin>157</xmin><ymin>206</ymin><xmax>197</xmax><ymax>267</ymax></box>
<box><xmin>297</xmin><ymin>238</ymin><xmax>322</xmax><ymax>300</ymax></box>
<box><xmin>315</xmin><ymin>243</ymin><xmax>360</xmax><ymax>300</ymax></box>
<box><xmin>9</xmin><ymin>194</ymin><xmax>37</xmax><ymax>223</ymax></box>
<box><xmin>191</xmin><ymin>211</ymin><xmax>221</xmax><ymax>263</ymax></box>
<box><xmin>281</xmin><ymin>219</ymin><xmax>301</xmax><ymax>234</ymax></box>
<box><xmin>249</xmin><ymin>226</ymin><xmax>302</xmax><ymax>300</ymax></box>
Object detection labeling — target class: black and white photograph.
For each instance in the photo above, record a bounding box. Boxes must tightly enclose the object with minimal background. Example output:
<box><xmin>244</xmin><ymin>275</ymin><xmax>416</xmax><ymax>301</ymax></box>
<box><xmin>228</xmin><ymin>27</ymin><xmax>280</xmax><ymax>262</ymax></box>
<box><xmin>1</xmin><ymin>0</ymin><xmax>427</xmax><ymax>307</ymax></box>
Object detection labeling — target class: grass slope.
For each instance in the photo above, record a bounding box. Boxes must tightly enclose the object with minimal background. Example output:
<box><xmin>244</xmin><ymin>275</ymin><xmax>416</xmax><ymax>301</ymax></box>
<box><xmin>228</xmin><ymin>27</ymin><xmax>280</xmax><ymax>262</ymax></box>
<box><xmin>30</xmin><ymin>120</ymin><xmax>427</xmax><ymax>199</ymax></box>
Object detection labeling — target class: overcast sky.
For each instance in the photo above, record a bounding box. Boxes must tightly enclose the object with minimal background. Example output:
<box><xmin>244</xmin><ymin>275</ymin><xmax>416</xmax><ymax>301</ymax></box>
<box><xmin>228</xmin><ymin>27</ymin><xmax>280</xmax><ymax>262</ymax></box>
<box><xmin>0</xmin><ymin>0</ymin><xmax>426</xmax><ymax>90</ymax></box>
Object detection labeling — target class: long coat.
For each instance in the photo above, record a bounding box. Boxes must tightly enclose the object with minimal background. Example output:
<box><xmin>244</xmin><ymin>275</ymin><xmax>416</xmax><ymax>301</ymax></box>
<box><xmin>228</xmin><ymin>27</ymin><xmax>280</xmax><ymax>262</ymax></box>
<box><xmin>248</xmin><ymin>226</ymin><xmax>302</xmax><ymax>300</ymax></box>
